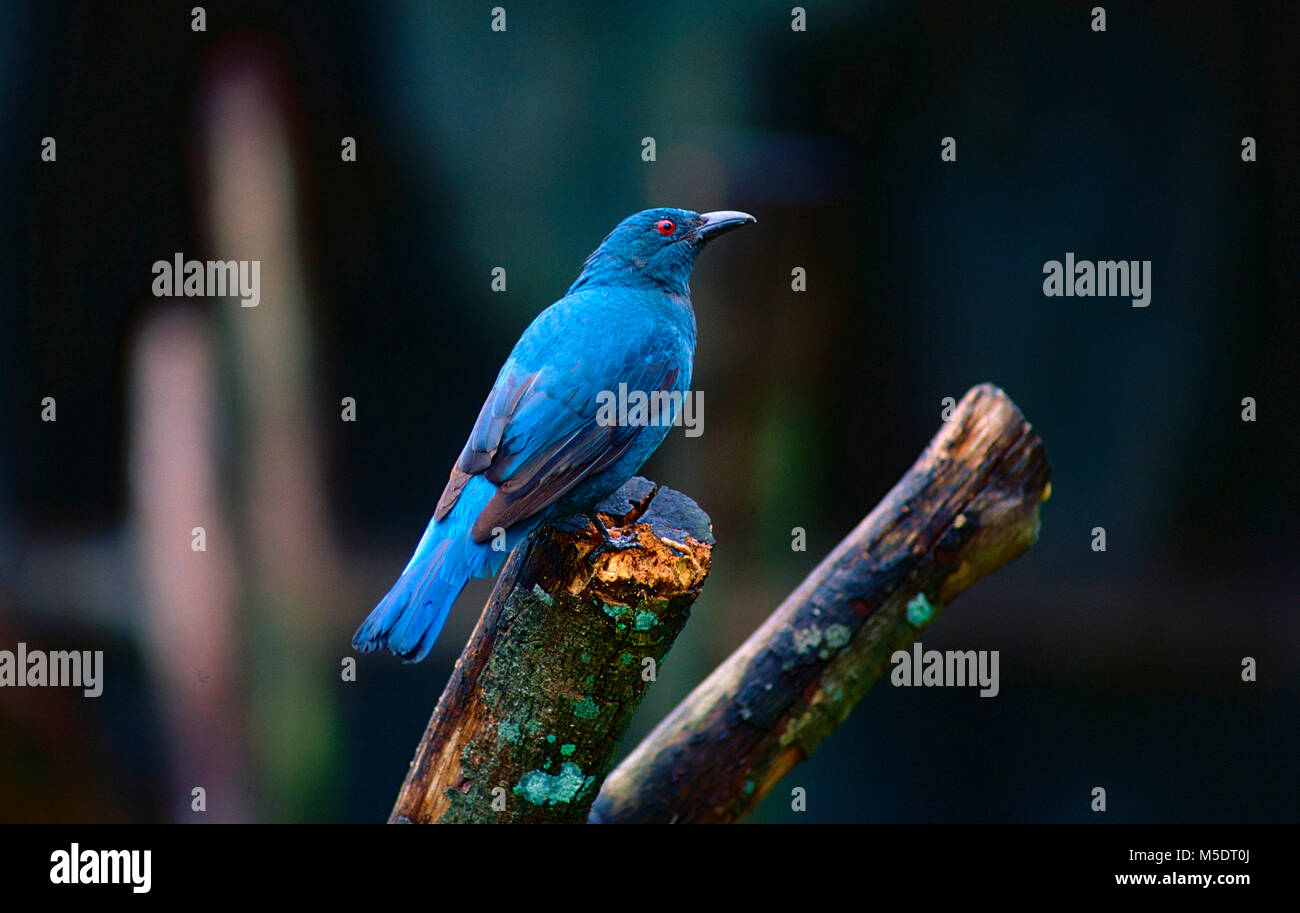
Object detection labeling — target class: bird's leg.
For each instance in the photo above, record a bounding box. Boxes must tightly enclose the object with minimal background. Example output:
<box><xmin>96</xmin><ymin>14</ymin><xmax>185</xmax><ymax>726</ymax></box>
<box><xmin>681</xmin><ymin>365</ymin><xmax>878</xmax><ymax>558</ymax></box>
<box><xmin>586</xmin><ymin>512</ymin><xmax>641</xmax><ymax>564</ymax></box>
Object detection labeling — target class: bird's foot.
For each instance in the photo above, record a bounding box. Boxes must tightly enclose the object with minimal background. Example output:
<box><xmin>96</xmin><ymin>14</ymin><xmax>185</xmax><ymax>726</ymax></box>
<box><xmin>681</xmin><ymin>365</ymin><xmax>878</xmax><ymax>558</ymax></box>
<box><xmin>586</xmin><ymin>512</ymin><xmax>641</xmax><ymax>564</ymax></box>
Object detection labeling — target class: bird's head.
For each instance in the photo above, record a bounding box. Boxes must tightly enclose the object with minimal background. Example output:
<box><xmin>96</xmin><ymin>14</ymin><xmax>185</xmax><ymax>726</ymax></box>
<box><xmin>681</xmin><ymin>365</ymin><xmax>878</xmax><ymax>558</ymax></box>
<box><xmin>570</xmin><ymin>207</ymin><xmax>756</xmax><ymax>297</ymax></box>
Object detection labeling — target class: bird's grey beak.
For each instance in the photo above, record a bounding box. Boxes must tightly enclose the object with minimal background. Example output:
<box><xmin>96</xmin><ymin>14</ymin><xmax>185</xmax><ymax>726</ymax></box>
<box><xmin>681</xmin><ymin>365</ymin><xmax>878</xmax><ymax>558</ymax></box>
<box><xmin>693</xmin><ymin>210</ymin><xmax>757</xmax><ymax>242</ymax></box>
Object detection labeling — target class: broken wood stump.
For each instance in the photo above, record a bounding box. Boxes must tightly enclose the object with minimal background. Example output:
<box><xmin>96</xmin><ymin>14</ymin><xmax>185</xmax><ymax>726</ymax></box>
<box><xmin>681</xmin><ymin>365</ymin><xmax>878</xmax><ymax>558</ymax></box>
<box><xmin>388</xmin><ymin>478</ymin><xmax>713</xmax><ymax>824</ymax></box>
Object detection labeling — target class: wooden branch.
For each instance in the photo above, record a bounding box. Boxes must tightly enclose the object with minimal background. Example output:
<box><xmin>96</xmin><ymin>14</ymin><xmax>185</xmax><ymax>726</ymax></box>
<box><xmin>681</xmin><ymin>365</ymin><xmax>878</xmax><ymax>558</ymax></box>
<box><xmin>388</xmin><ymin>477</ymin><xmax>713</xmax><ymax>823</ymax></box>
<box><xmin>590</xmin><ymin>383</ymin><xmax>1051</xmax><ymax>823</ymax></box>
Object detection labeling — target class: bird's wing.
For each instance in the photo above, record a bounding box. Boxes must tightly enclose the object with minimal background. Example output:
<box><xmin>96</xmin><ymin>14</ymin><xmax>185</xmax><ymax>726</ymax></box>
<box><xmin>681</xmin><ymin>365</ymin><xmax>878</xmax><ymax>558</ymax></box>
<box><xmin>434</xmin><ymin>319</ymin><xmax>686</xmax><ymax>544</ymax></box>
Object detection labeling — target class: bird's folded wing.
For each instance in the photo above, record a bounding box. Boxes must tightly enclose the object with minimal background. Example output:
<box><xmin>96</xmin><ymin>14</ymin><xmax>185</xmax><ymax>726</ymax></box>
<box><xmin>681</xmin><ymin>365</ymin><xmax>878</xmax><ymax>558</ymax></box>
<box><xmin>434</xmin><ymin>337</ymin><xmax>684</xmax><ymax>544</ymax></box>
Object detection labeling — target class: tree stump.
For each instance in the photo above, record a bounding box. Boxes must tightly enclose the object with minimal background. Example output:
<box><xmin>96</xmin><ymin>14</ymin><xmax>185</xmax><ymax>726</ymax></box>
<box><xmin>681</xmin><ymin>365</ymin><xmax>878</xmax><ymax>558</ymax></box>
<box><xmin>388</xmin><ymin>478</ymin><xmax>714</xmax><ymax>824</ymax></box>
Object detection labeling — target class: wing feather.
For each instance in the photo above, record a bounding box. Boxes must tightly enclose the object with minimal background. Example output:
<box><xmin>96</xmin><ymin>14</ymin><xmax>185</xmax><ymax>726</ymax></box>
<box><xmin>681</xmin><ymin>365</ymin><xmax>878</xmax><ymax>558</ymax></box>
<box><xmin>433</xmin><ymin>317</ymin><xmax>686</xmax><ymax>543</ymax></box>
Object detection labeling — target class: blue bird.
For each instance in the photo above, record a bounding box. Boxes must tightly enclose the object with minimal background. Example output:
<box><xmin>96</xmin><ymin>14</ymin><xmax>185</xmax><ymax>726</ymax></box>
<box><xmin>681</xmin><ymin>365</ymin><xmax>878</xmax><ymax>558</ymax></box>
<box><xmin>353</xmin><ymin>207</ymin><xmax>755</xmax><ymax>662</ymax></box>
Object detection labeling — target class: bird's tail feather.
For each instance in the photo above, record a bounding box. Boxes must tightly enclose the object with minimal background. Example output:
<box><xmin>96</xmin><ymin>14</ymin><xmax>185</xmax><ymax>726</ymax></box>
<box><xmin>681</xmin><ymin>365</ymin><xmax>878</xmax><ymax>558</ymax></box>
<box><xmin>353</xmin><ymin>475</ymin><xmax>518</xmax><ymax>663</ymax></box>
<box><xmin>351</xmin><ymin>537</ymin><xmax>468</xmax><ymax>663</ymax></box>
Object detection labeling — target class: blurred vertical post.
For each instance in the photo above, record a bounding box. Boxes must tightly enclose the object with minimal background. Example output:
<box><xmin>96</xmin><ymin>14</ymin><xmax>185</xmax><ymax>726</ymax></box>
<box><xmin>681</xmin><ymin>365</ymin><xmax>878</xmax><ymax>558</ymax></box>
<box><xmin>130</xmin><ymin>309</ymin><xmax>244</xmax><ymax>822</ymax></box>
<box><xmin>195</xmin><ymin>41</ymin><xmax>342</xmax><ymax>820</ymax></box>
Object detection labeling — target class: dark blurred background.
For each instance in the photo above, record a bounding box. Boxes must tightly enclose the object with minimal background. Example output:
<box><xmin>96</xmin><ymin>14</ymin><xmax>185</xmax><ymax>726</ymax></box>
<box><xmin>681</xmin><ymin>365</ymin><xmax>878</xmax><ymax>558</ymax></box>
<box><xmin>1</xmin><ymin>0</ymin><xmax>1295</xmax><ymax>823</ymax></box>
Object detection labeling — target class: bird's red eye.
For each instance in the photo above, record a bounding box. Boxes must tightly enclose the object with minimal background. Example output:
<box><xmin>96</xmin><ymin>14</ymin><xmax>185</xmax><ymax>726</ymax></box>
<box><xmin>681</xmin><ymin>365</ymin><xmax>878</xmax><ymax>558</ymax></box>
<box><xmin>655</xmin><ymin>219</ymin><xmax>675</xmax><ymax>235</ymax></box>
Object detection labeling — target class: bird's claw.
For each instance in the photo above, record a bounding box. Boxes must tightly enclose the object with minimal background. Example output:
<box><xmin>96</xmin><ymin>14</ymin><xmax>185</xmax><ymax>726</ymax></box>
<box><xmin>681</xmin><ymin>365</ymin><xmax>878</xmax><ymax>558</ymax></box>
<box><xmin>586</xmin><ymin>513</ymin><xmax>641</xmax><ymax>564</ymax></box>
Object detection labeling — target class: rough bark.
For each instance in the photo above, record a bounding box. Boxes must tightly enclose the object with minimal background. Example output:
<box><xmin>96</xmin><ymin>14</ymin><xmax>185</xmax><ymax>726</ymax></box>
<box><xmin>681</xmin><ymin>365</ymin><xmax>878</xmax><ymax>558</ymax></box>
<box><xmin>590</xmin><ymin>383</ymin><xmax>1051</xmax><ymax>823</ymax></box>
<box><xmin>388</xmin><ymin>477</ymin><xmax>713</xmax><ymax>824</ymax></box>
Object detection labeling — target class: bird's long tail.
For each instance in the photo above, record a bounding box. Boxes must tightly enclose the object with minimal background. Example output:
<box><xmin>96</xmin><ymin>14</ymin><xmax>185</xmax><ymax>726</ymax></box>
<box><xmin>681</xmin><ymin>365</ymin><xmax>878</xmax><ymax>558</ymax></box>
<box><xmin>350</xmin><ymin>534</ymin><xmax>467</xmax><ymax>663</ymax></box>
<box><xmin>352</xmin><ymin>476</ymin><xmax>524</xmax><ymax>663</ymax></box>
